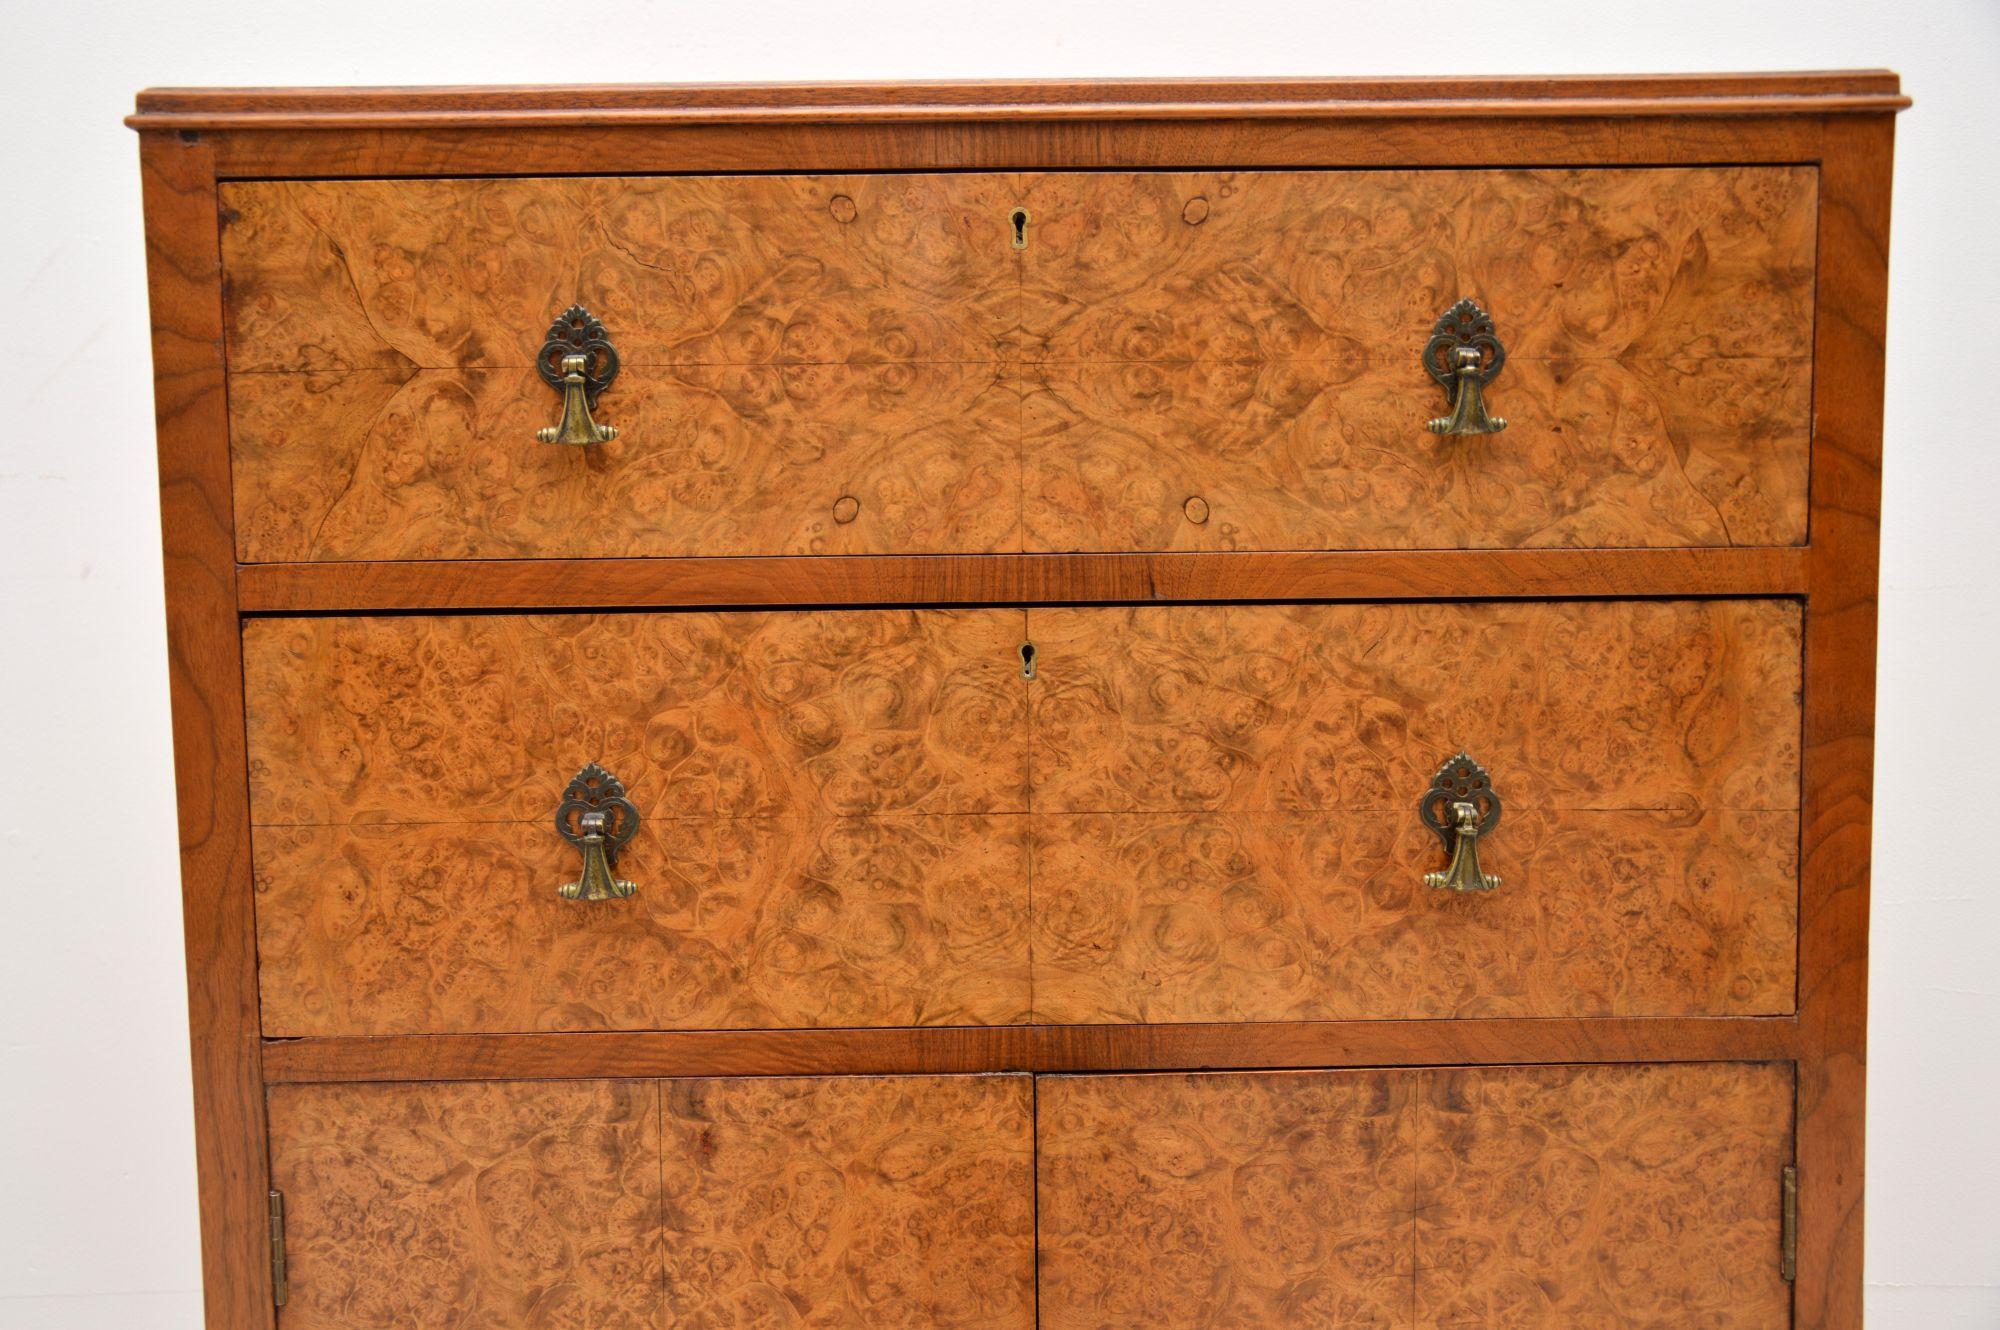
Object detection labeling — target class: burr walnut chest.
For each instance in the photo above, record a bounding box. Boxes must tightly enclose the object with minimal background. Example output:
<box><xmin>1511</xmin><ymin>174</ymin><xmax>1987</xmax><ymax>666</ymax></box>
<box><xmin>131</xmin><ymin>73</ymin><xmax>1903</xmax><ymax>1329</ymax></box>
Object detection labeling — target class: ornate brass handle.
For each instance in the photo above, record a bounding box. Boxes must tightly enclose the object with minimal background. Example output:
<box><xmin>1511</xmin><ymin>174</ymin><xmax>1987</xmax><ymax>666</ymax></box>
<box><xmin>1419</xmin><ymin>752</ymin><xmax>1502</xmax><ymax>892</ymax></box>
<box><xmin>1423</xmin><ymin>298</ymin><xmax>1507</xmax><ymax>436</ymax></box>
<box><xmin>555</xmin><ymin>763</ymin><xmax>639</xmax><ymax>900</ymax></box>
<box><xmin>536</xmin><ymin>304</ymin><xmax>620</xmax><ymax>446</ymax></box>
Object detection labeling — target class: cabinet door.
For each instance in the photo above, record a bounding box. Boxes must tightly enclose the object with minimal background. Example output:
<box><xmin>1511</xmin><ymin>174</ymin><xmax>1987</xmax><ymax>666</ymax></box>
<box><xmin>268</xmin><ymin>1075</ymin><xmax>1036</xmax><ymax>1329</ymax></box>
<box><xmin>1038</xmin><ymin>1063</ymin><xmax>1793</xmax><ymax>1330</ymax></box>
<box><xmin>266</xmin><ymin>1080</ymin><xmax>663</xmax><ymax>1330</ymax></box>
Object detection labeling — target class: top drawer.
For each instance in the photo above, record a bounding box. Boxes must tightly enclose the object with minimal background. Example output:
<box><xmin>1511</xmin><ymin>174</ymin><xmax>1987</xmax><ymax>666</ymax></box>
<box><xmin>221</xmin><ymin>167</ymin><xmax>1815</xmax><ymax>562</ymax></box>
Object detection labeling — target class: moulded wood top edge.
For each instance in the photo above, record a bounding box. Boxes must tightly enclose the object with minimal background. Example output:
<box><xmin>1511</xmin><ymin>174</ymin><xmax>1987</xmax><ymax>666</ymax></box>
<box><xmin>126</xmin><ymin>71</ymin><xmax>1908</xmax><ymax>129</ymax></box>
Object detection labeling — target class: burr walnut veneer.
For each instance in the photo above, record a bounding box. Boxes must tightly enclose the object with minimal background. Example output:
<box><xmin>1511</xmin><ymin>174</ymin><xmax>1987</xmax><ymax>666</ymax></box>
<box><xmin>133</xmin><ymin>74</ymin><xmax>1902</xmax><ymax>1329</ymax></box>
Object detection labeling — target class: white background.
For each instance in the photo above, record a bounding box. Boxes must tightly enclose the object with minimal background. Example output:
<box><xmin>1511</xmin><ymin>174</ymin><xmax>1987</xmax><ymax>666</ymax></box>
<box><xmin>1</xmin><ymin>1</ymin><xmax>1994</xmax><ymax>1326</ymax></box>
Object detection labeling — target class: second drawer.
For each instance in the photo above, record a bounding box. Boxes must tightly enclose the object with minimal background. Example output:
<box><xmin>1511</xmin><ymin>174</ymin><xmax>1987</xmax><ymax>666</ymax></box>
<box><xmin>245</xmin><ymin>600</ymin><xmax>1800</xmax><ymax>1035</ymax></box>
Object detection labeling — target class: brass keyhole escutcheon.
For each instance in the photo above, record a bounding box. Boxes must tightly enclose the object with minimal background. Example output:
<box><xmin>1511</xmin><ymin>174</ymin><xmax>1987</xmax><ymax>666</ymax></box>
<box><xmin>1010</xmin><ymin>208</ymin><xmax>1030</xmax><ymax>249</ymax></box>
<box><xmin>1019</xmin><ymin>642</ymin><xmax>1037</xmax><ymax>679</ymax></box>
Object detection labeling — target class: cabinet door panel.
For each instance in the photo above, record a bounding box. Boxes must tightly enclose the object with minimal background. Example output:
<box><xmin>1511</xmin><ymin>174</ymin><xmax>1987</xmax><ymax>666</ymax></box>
<box><xmin>1416</xmin><ymin>1063</ymin><xmax>1793</xmax><ymax>1328</ymax></box>
<box><xmin>1036</xmin><ymin>1063</ymin><xmax>1794</xmax><ymax>1330</ymax></box>
<box><xmin>662</xmin><ymin>1075</ymin><xmax>1036</xmax><ymax>1328</ymax></box>
<box><xmin>266</xmin><ymin>1080</ymin><xmax>663</xmax><ymax>1330</ymax></box>
<box><xmin>1037</xmin><ymin>1069</ymin><xmax>1415</xmax><ymax>1329</ymax></box>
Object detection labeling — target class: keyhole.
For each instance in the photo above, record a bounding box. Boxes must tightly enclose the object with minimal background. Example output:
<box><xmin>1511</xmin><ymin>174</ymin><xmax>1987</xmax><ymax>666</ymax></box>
<box><xmin>1019</xmin><ymin>642</ymin><xmax>1037</xmax><ymax>679</ymax></box>
<box><xmin>1010</xmin><ymin>208</ymin><xmax>1030</xmax><ymax>250</ymax></box>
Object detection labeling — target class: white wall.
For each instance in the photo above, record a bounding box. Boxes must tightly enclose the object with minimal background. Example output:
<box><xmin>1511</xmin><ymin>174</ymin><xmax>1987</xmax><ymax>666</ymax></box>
<box><xmin>0</xmin><ymin>2</ymin><xmax>1993</xmax><ymax>1325</ymax></box>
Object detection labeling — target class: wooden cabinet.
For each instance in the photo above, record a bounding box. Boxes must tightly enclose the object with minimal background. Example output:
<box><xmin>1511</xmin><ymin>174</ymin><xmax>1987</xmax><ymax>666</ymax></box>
<box><xmin>133</xmin><ymin>74</ymin><xmax>1901</xmax><ymax>1329</ymax></box>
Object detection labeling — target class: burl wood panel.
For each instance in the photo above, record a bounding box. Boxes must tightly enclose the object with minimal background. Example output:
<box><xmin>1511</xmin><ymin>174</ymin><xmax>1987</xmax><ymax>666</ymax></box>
<box><xmin>220</xmin><ymin>173</ymin><xmax>1019</xmax><ymax>562</ymax></box>
<box><xmin>1038</xmin><ymin>1068</ymin><xmax>1415</xmax><ymax>1328</ymax></box>
<box><xmin>243</xmin><ymin>610</ymin><xmax>1031</xmax><ymax>1036</ymax></box>
<box><xmin>255</xmin><ymin>816</ymin><xmax>1030</xmax><ymax>1036</ymax></box>
<box><xmin>228</xmin><ymin>365</ymin><xmax>1022</xmax><ymax>561</ymax></box>
<box><xmin>1019</xmin><ymin>166</ymin><xmax>1815</xmax><ymax>552</ymax></box>
<box><xmin>1029</xmin><ymin>601</ymin><xmax>1801</xmax><ymax>1023</ymax></box>
<box><xmin>1028</xmin><ymin>600</ymin><xmax>1799</xmax><ymax>814</ymax></box>
<box><xmin>1032</xmin><ymin>810</ymin><xmax>1796</xmax><ymax>1024</ymax></box>
<box><xmin>1038</xmin><ymin>1062</ymin><xmax>1793</xmax><ymax>1330</ymax></box>
<box><xmin>224</xmin><ymin>167</ymin><xmax>1813</xmax><ymax>561</ymax></box>
<box><xmin>1417</xmin><ymin>1062</ymin><xmax>1794</xmax><ymax>1327</ymax></box>
<box><xmin>662</xmin><ymin>1075</ymin><xmax>1035</xmax><ymax>1328</ymax></box>
<box><xmin>266</xmin><ymin>1079</ymin><xmax>662</xmax><ymax>1330</ymax></box>
<box><xmin>243</xmin><ymin>610</ymin><xmax>1026</xmax><ymax>824</ymax></box>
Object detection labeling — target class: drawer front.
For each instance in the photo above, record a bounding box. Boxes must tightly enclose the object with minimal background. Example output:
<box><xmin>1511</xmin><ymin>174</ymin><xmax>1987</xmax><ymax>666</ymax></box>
<box><xmin>244</xmin><ymin>610</ymin><xmax>1034</xmax><ymax>1036</ymax></box>
<box><xmin>246</xmin><ymin>601</ymin><xmax>1797</xmax><ymax>1036</ymax></box>
<box><xmin>267</xmin><ymin>1074</ymin><xmax>1035</xmax><ymax>1329</ymax></box>
<box><xmin>223</xmin><ymin>167</ymin><xmax>1813</xmax><ymax>561</ymax></box>
<box><xmin>1037</xmin><ymin>1062</ymin><xmax>1794</xmax><ymax>1329</ymax></box>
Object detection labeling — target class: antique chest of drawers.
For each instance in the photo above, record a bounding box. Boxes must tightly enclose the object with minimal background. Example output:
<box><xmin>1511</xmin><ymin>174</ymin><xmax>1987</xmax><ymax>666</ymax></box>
<box><xmin>131</xmin><ymin>73</ymin><xmax>1904</xmax><ymax>1328</ymax></box>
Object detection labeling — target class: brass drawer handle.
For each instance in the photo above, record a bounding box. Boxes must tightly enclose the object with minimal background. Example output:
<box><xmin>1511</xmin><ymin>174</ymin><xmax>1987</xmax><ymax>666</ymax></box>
<box><xmin>555</xmin><ymin>763</ymin><xmax>639</xmax><ymax>900</ymax></box>
<box><xmin>1423</xmin><ymin>298</ymin><xmax>1508</xmax><ymax>436</ymax></box>
<box><xmin>536</xmin><ymin>304</ymin><xmax>621</xmax><ymax>446</ymax></box>
<box><xmin>1419</xmin><ymin>752</ymin><xmax>1502</xmax><ymax>892</ymax></box>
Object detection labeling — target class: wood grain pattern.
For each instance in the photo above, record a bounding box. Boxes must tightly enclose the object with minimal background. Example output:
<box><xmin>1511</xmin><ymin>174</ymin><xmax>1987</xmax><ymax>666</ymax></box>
<box><xmin>1793</xmin><ymin>113</ymin><xmax>1896</xmax><ymax>1330</ymax></box>
<box><xmin>246</xmin><ymin>601</ymin><xmax>1798</xmax><ymax>1034</ymax></box>
<box><xmin>229</xmin><ymin>365</ymin><xmax>1021</xmax><ymax>560</ymax></box>
<box><xmin>1027</xmin><ymin>600</ymin><xmax>1801</xmax><ymax>815</ymax></box>
<box><xmin>194</xmin><ymin>115</ymin><xmax>1833</xmax><ymax>186</ymax></box>
<box><xmin>138</xmin><ymin>132</ymin><xmax>276</xmax><ymax>1329</ymax></box>
<box><xmin>243</xmin><ymin>610</ymin><xmax>1027</xmax><ymax>825</ymax></box>
<box><xmin>1025</xmin><ymin>357</ymin><xmax>1810</xmax><ymax>551</ymax></box>
<box><xmin>260</xmin><ymin>1019</ymin><xmax>1803</xmax><ymax>1085</ymax></box>
<box><xmin>243</xmin><ymin>610</ymin><xmax>1030</xmax><ymax>1036</ymax></box>
<box><xmin>255</xmin><ymin>815</ymin><xmax>1030</xmax><ymax>1036</ymax></box>
<box><xmin>1027</xmin><ymin>601</ymin><xmax>1801</xmax><ymax>1024</ymax></box>
<box><xmin>1021</xmin><ymin>166</ymin><xmax>1815</xmax><ymax>553</ymax></box>
<box><xmin>234</xmin><ymin>547</ymin><xmax>1811</xmax><ymax>614</ymax></box>
<box><xmin>266</xmin><ymin>1079</ymin><xmax>663</xmax><ymax>1329</ymax></box>
<box><xmin>1021</xmin><ymin>168</ymin><xmax>1815</xmax><ymax>362</ymax></box>
<box><xmin>1038</xmin><ymin>1068</ymin><xmax>1415</xmax><ymax>1328</ymax></box>
<box><xmin>1031</xmin><ymin>810</ymin><xmax>1796</xmax><ymax>1024</ymax></box>
<box><xmin>1417</xmin><ymin>1062</ymin><xmax>1793</xmax><ymax>1327</ymax></box>
<box><xmin>1038</xmin><ymin>1062</ymin><xmax>1793</xmax><ymax>1330</ymax></box>
<box><xmin>661</xmin><ymin>1075</ymin><xmax>1035</xmax><ymax>1328</ymax></box>
<box><xmin>223</xmin><ymin>167</ymin><xmax>1814</xmax><ymax>560</ymax></box>
<box><xmin>220</xmin><ymin>174</ymin><xmax>1019</xmax><ymax>371</ymax></box>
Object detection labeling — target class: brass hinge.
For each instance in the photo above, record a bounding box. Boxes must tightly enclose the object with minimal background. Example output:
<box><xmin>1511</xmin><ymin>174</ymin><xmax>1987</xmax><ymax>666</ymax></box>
<box><xmin>268</xmin><ymin>1189</ymin><xmax>290</xmax><ymax>1308</ymax></box>
<box><xmin>1781</xmin><ymin>1165</ymin><xmax>1799</xmax><ymax>1282</ymax></box>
